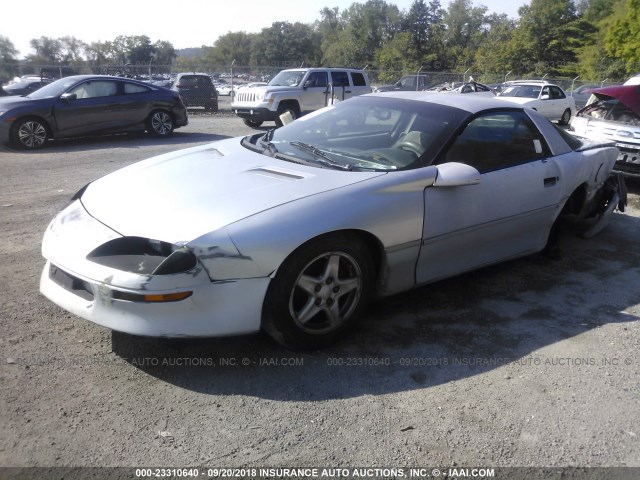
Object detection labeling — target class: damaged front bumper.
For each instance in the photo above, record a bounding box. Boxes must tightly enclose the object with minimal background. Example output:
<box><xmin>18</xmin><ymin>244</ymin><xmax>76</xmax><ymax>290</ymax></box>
<box><xmin>40</xmin><ymin>200</ymin><xmax>269</xmax><ymax>337</ymax></box>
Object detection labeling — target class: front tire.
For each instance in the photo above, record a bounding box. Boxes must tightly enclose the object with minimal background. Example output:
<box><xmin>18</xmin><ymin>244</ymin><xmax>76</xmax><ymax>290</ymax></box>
<box><xmin>147</xmin><ymin>110</ymin><xmax>174</xmax><ymax>137</ymax></box>
<box><xmin>243</xmin><ymin>118</ymin><xmax>263</xmax><ymax>128</ymax></box>
<box><xmin>262</xmin><ymin>234</ymin><xmax>374</xmax><ymax>350</ymax></box>
<box><xmin>274</xmin><ymin>104</ymin><xmax>299</xmax><ymax>127</ymax></box>
<box><xmin>11</xmin><ymin>118</ymin><xmax>49</xmax><ymax>149</ymax></box>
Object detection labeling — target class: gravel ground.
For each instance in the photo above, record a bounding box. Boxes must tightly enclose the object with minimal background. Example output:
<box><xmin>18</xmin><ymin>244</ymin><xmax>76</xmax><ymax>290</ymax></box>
<box><xmin>0</xmin><ymin>105</ymin><xmax>638</xmax><ymax>479</ymax></box>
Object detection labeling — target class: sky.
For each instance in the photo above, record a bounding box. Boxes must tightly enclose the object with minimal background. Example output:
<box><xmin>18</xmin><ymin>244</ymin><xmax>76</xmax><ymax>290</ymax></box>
<box><xmin>3</xmin><ymin>0</ymin><xmax>529</xmax><ymax>58</ymax></box>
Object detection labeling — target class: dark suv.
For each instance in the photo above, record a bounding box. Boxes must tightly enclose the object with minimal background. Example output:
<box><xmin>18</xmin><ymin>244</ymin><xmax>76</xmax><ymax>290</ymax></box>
<box><xmin>172</xmin><ymin>73</ymin><xmax>218</xmax><ymax>111</ymax></box>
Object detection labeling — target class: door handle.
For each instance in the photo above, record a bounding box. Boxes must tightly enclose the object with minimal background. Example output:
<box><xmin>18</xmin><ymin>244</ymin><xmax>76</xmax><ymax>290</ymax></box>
<box><xmin>544</xmin><ymin>176</ymin><xmax>558</xmax><ymax>186</ymax></box>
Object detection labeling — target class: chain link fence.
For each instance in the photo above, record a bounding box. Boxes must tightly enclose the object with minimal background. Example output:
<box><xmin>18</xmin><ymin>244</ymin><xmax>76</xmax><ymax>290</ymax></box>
<box><xmin>1</xmin><ymin>62</ymin><xmax>620</xmax><ymax>93</ymax></box>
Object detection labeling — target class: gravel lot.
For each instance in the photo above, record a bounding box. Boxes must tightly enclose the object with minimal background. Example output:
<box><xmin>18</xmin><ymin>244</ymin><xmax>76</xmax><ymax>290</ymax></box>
<box><xmin>1</xmin><ymin>103</ymin><xmax>639</xmax><ymax>478</ymax></box>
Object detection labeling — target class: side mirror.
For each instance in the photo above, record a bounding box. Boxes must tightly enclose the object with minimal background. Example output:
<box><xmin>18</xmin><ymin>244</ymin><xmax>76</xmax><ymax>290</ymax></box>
<box><xmin>60</xmin><ymin>92</ymin><xmax>77</xmax><ymax>102</ymax></box>
<box><xmin>540</xmin><ymin>94</ymin><xmax>550</xmax><ymax>100</ymax></box>
<box><xmin>434</xmin><ymin>162</ymin><xmax>481</xmax><ymax>187</ymax></box>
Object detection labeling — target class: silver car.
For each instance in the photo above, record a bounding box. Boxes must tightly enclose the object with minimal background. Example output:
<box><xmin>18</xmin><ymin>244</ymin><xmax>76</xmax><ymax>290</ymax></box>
<box><xmin>40</xmin><ymin>93</ymin><xmax>626</xmax><ymax>349</ymax></box>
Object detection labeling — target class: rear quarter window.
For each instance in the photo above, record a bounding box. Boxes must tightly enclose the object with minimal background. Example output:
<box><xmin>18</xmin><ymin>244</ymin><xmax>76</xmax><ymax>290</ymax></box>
<box><xmin>351</xmin><ymin>72</ymin><xmax>367</xmax><ymax>87</ymax></box>
<box><xmin>331</xmin><ymin>71</ymin><xmax>350</xmax><ymax>87</ymax></box>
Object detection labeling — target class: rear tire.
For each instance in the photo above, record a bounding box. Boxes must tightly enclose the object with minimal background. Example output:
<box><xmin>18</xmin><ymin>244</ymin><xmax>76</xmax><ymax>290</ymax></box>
<box><xmin>10</xmin><ymin>118</ymin><xmax>49</xmax><ymax>149</ymax></box>
<box><xmin>559</xmin><ymin>108</ymin><xmax>571</xmax><ymax>125</ymax></box>
<box><xmin>147</xmin><ymin>110</ymin><xmax>174</xmax><ymax>137</ymax></box>
<box><xmin>262</xmin><ymin>234</ymin><xmax>374</xmax><ymax>350</ymax></box>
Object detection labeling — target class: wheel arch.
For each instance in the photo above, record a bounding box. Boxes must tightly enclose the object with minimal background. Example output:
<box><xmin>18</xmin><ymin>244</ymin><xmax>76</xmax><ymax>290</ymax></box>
<box><xmin>149</xmin><ymin>107</ymin><xmax>174</xmax><ymax>120</ymax></box>
<box><xmin>276</xmin><ymin>99</ymin><xmax>301</xmax><ymax>114</ymax></box>
<box><xmin>270</xmin><ymin>228</ymin><xmax>385</xmax><ymax>284</ymax></box>
<box><xmin>10</xmin><ymin>114</ymin><xmax>53</xmax><ymax>137</ymax></box>
<box><xmin>560</xmin><ymin>182</ymin><xmax>588</xmax><ymax>217</ymax></box>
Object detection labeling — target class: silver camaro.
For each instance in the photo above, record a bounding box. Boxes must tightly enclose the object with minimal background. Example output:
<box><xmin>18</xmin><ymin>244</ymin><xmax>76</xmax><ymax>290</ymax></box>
<box><xmin>40</xmin><ymin>93</ymin><xmax>627</xmax><ymax>349</ymax></box>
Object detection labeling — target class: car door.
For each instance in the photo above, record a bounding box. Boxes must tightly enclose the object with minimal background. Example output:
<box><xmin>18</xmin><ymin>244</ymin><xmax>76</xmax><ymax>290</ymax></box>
<box><xmin>551</xmin><ymin>86</ymin><xmax>570</xmax><ymax>115</ymax></box>
<box><xmin>416</xmin><ymin>110</ymin><xmax>563</xmax><ymax>284</ymax></box>
<box><xmin>53</xmin><ymin>79</ymin><xmax>120</xmax><ymax>136</ymax></box>
<box><xmin>303</xmin><ymin>71</ymin><xmax>330</xmax><ymax>111</ymax></box>
<box><xmin>89</xmin><ymin>80</ymin><xmax>154</xmax><ymax>129</ymax></box>
<box><xmin>331</xmin><ymin>71</ymin><xmax>353</xmax><ymax>101</ymax></box>
<box><xmin>538</xmin><ymin>85</ymin><xmax>560</xmax><ymax>119</ymax></box>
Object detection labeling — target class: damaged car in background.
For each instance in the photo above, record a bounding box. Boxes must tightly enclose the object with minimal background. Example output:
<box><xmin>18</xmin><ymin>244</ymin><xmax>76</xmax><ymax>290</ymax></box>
<box><xmin>40</xmin><ymin>93</ymin><xmax>626</xmax><ymax>349</ymax></box>
<box><xmin>570</xmin><ymin>84</ymin><xmax>640</xmax><ymax>178</ymax></box>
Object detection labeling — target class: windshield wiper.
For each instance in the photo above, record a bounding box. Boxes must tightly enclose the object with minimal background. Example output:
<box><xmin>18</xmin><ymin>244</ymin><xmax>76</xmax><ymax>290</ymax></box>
<box><xmin>289</xmin><ymin>142</ymin><xmax>351</xmax><ymax>170</ymax></box>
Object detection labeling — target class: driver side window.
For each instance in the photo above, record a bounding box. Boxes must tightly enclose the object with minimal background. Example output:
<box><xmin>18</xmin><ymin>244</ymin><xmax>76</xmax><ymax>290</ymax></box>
<box><xmin>441</xmin><ymin>111</ymin><xmax>548</xmax><ymax>174</ymax></box>
<box><xmin>70</xmin><ymin>81</ymin><xmax>118</xmax><ymax>99</ymax></box>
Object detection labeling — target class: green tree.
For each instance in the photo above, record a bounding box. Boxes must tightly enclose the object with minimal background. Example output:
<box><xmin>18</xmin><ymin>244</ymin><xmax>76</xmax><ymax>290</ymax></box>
<box><xmin>84</xmin><ymin>41</ymin><xmax>114</xmax><ymax>65</ymax></box>
<box><xmin>338</xmin><ymin>0</ymin><xmax>403</xmax><ymax>67</ymax></box>
<box><xmin>251</xmin><ymin>21</ymin><xmax>321</xmax><ymax>66</ymax></box>
<box><xmin>153</xmin><ymin>40</ymin><xmax>177</xmax><ymax>69</ymax></box>
<box><xmin>514</xmin><ymin>0</ymin><xmax>589</xmax><ymax>76</ymax></box>
<box><xmin>202</xmin><ymin>31</ymin><xmax>255</xmax><ymax>66</ymax></box>
<box><xmin>473</xmin><ymin>14</ymin><xmax>519</xmax><ymax>79</ymax></box>
<box><xmin>59</xmin><ymin>36</ymin><xmax>86</xmax><ymax>64</ymax></box>
<box><xmin>316</xmin><ymin>6</ymin><xmax>346</xmax><ymax>65</ymax></box>
<box><xmin>377</xmin><ymin>32</ymin><xmax>420</xmax><ymax>81</ymax></box>
<box><xmin>604</xmin><ymin>0</ymin><xmax>640</xmax><ymax>74</ymax></box>
<box><xmin>442</xmin><ymin>0</ymin><xmax>489</xmax><ymax>69</ymax></box>
<box><xmin>0</xmin><ymin>36</ymin><xmax>19</xmax><ymax>79</ymax></box>
<box><xmin>28</xmin><ymin>36</ymin><xmax>63</xmax><ymax>63</ymax></box>
<box><xmin>126</xmin><ymin>35</ymin><xmax>155</xmax><ymax>64</ymax></box>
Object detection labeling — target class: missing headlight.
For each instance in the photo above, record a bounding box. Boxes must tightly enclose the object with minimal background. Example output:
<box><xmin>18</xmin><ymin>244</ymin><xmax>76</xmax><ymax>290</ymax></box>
<box><xmin>87</xmin><ymin>237</ymin><xmax>197</xmax><ymax>275</ymax></box>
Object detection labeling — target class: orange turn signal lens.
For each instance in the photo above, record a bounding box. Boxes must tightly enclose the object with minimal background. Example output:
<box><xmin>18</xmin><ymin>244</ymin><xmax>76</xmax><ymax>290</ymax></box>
<box><xmin>143</xmin><ymin>292</ymin><xmax>193</xmax><ymax>303</ymax></box>
<box><xmin>112</xmin><ymin>290</ymin><xmax>193</xmax><ymax>303</ymax></box>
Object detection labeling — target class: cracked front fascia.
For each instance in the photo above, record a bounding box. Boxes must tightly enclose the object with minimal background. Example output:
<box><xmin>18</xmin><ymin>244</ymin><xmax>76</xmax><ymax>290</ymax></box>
<box><xmin>43</xmin><ymin>201</ymin><xmax>212</xmax><ymax>292</ymax></box>
<box><xmin>188</xmin><ymin>228</ymin><xmax>262</xmax><ymax>281</ymax></box>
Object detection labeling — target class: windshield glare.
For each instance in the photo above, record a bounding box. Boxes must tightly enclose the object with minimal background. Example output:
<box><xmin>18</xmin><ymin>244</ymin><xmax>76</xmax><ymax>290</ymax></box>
<box><xmin>264</xmin><ymin>96</ymin><xmax>464</xmax><ymax>171</ymax></box>
<box><xmin>499</xmin><ymin>85</ymin><xmax>541</xmax><ymax>99</ymax></box>
<box><xmin>27</xmin><ymin>77</ymin><xmax>81</xmax><ymax>99</ymax></box>
<box><xmin>268</xmin><ymin>71</ymin><xmax>305</xmax><ymax>87</ymax></box>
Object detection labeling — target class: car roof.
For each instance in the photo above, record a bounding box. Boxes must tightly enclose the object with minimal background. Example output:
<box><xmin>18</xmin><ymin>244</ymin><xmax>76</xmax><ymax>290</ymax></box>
<box><xmin>371</xmin><ymin>91</ymin><xmax>525</xmax><ymax>114</ymax></box>
<box><xmin>282</xmin><ymin>67</ymin><xmax>364</xmax><ymax>72</ymax></box>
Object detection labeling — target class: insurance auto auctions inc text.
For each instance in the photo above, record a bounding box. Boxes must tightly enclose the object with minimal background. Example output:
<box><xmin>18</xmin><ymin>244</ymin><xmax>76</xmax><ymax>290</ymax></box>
<box><xmin>198</xmin><ymin>467</ymin><xmax>495</xmax><ymax>478</ymax></box>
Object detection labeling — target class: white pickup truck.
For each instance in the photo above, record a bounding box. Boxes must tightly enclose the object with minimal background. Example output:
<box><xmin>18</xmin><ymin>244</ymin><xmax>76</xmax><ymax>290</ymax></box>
<box><xmin>231</xmin><ymin>67</ymin><xmax>372</xmax><ymax>127</ymax></box>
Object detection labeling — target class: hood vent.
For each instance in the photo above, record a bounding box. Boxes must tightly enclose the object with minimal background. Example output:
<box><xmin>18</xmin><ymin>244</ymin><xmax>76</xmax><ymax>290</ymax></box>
<box><xmin>249</xmin><ymin>167</ymin><xmax>308</xmax><ymax>181</ymax></box>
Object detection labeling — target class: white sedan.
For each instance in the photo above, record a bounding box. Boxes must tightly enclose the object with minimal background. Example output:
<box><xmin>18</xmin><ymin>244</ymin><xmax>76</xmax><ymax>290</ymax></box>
<box><xmin>498</xmin><ymin>81</ymin><xmax>576</xmax><ymax>125</ymax></box>
<box><xmin>216</xmin><ymin>84</ymin><xmax>237</xmax><ymax>96</ymax></box>
<box><xmin>40</xmin><ymin>93</ymin><xmax>626</xmax><ymax>349</ymax></box>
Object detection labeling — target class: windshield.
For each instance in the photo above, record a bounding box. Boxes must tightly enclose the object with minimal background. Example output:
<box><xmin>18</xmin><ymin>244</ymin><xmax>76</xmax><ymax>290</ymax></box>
<box><xmin>268</xmin><ymin>70</ymin><xmax>305</xmax><ymax>87</ymax></box>
<box><xmin>27</xmin><ymin>77</ymin><xmax>82</xmax><ymax>99</ymax></box>
<box><xmin>251</xmin><ymin>96</ymin><xmax>466</xmax><ymax>171</ymax></box>
<box><xmin>499</xmin><ymin>85</ymin><xmax>541</xmax><ymax>98</ymax></box>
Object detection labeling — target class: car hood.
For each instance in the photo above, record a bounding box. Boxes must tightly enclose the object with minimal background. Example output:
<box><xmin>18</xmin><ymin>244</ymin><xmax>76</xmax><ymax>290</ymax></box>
<box><xmin>262</xmin><ymin>85</ymin><xmax>302</xmax><ymax>94</ymax></box>
<box><xmin>0</xmin><ymin>95</ymin><xmax>38</xmax><ymax>108</ymax></box>
<box><xmin>589</xmin><ymin>85</ymin><xmax>640</xmax><ymax>116</ymax></box>
<box><xmin>80</xmin><ymin>138</ymin><xmax>385</xmax><ymax>244</ymax></box>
